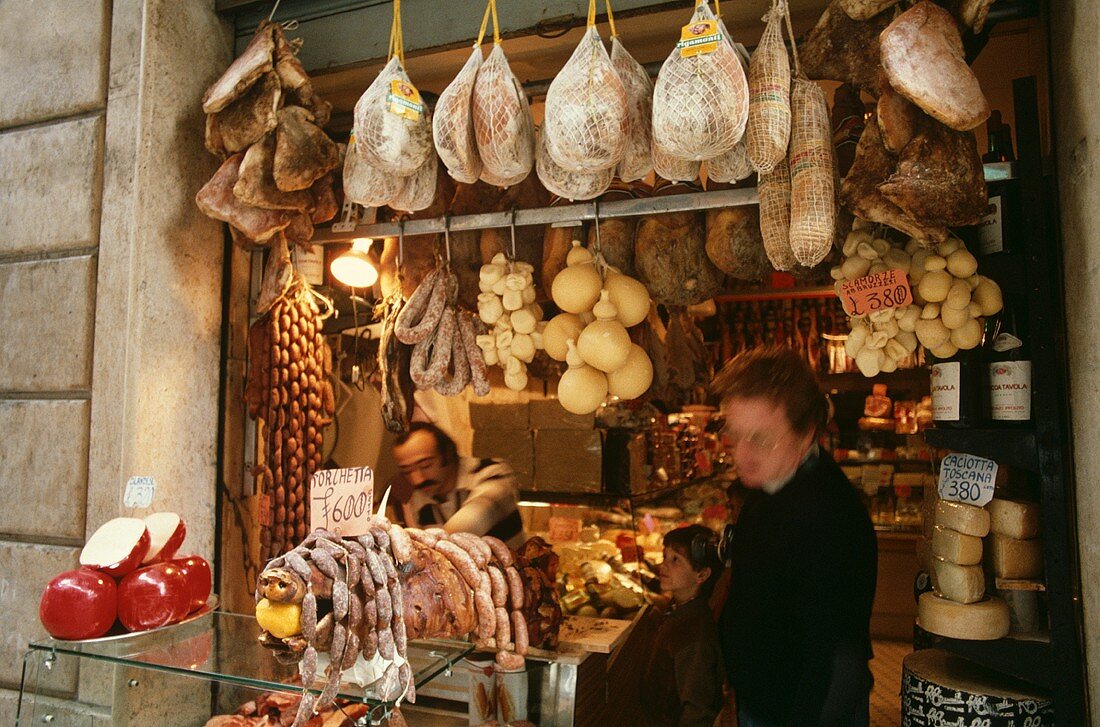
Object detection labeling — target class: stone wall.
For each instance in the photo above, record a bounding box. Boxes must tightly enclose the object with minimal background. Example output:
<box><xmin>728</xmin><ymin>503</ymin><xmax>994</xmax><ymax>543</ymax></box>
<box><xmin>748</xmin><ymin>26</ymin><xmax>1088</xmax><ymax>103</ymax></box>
<box><xmin>0</xmin><ymin>0</ymin><xmax>230</xmax><ymax>723</ymax></box>
<box><xmin>1051</xmin><ymin>1</ymin><xmax>1100</xmax><ymax>714</ymax></box>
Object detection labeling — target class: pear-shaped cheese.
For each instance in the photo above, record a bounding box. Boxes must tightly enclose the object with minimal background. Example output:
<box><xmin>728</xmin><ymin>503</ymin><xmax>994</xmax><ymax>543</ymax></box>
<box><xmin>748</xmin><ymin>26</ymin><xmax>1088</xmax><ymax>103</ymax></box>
<box><xmin>543</xmin><ymin>313</ymin><xmax>585</xmax><ymax>361</ymax></box>
<box><xmin>559</xmin><ymin>340</ymin><xmax>609</xmax><ymax>414</ymax></box>
<box><xmin>551</xmin><ymin>263</ymin><xmax>602</xmax><ymax>314</ymax></box>
<box><xmin>566</xmin><ymin>239</ymin><xmax>595</xmax><ymax>266</ymax></box>
<box><xmin>577</xmin><ymin>292</ymin><xmax>632</xmax><ymax>373</ymax></box>
<box><xmin>607</xmin><ymin>344</ymin><xmax>653</xmax><ymax>399</ymax></box>
<box><xmin>605</xmin><ymin>273</ymin><xmax>650</xmax><ymax>327</ymax></box>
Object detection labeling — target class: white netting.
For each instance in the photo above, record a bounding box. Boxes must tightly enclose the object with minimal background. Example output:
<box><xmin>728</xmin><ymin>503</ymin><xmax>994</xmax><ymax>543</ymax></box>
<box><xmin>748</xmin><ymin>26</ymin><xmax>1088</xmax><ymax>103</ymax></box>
<box><xmin>652</xmin><ymin>2</ymin><xmax>749</xmax><ymax>161</ymax></box>
<box><xmin>706</xmin><ymin>34</ymin><xmax>753</xmax><ymax>184</ymax></box>
<box><xmin>472</xmin><ymin>44</ymin><xmax>535</xmax><ymax>184</ymax></box>
<box><xmin>706</xmin><ymin>137</ymin><xmax>753</xmax><ymax>183</ymax></box>
<box><xmin>759</xmin><ymin>154</ymin><xmax>796</xmax><ymax>270</ymax></box>
<box><xmin>352</xmin><ymin>56</ymin><xmax>433</xmax><ymax>177</ymax></box>
<box><xmin>652</xmin><ymin>138</ymin><xmax>701</xmax><ymax>183</ymax></box>
<box><xmin>343</xmin><ymin>135</ymin><xmax>401</xmax><ymax>207</ymax></box>
<box><xmin>544</xmin><ymin>26</ymin><xmax>627</xmax><ymax>173</ymax></box>
<box><xmin>389</xmin><ymin>156</ymin><xmax>438</xmax><ymax>213</ymax></box>
<box><xmin>747</xmin><ymin>1</ymin><xmax>791</xmax><ymax>174</ymax></box>
<box><xmin>788</xmin><ymin>76</ymin><xmax>835</xmax><ymax>267</ymax></box>
<box><xmin>611</xmin><ymin>36</ymin><xmax>653</xmax><ymax>182</ymax></box>
<box><xmin>536</xmin><ymin>127</ymin><xmax>613</xmax><ymax>201</ymax></box>
<box><xmin>433</xmin><ymin>46</ymin><xmax>484</xmax><ymax>184</ymax></box>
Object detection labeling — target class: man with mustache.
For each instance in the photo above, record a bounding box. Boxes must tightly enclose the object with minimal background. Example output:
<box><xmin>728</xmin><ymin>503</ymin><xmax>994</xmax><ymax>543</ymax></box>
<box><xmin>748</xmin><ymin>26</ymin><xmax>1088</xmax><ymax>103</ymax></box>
<box><xmin>391</xmin><ymin>422</ymin><xmax>528</xmax><ymax>547</ymax></box>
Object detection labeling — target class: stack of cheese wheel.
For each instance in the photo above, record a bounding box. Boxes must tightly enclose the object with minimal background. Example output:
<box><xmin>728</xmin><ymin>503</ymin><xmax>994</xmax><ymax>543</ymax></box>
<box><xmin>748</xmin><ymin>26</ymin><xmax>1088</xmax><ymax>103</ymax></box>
<box><xmin>902</xmin><ymin>649</ymin><xmax>1054</xmax><ymax>724</ymax></box>
<box><xmin>987</xmin><ymin>498</ymin><xmax>1043</xmax><ymax>633</ymax></box>
<box><xmin>919</xmin><ymin>500</ymin><xmax>1010</xmax><ymax>640</ymax></box>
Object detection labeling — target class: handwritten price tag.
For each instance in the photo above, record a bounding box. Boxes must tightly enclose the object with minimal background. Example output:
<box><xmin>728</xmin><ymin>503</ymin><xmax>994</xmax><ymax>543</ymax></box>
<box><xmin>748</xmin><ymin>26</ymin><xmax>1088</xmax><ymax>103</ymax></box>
<box><xmin>547</xmin><ymin>516</ymin><xmax>583</xmax><ymax>543</ymax></box>
<box><xmin>310</xmin><ymin>467</ymin><xmax>374</xmax><ymax>536</ymax></box>
<box><xmin>123</xmin><ymin>476</ymin><xmax>156</xmax><ymax>509</ymax></box>
<box><xmin>937</xmin><ymin>453</ymin><xmax>998</xmax><ymax>506</ymax></box>
<box><xmin>840</xmin><ymin>268</ymin><xmax>913</xmax><ymax>317</ymax></box>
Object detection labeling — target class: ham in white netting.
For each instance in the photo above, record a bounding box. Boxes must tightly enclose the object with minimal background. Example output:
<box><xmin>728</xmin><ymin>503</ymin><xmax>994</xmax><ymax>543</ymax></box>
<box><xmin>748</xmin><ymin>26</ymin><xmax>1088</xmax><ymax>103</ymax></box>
<box><xmin>610</xmin><ymin>36</ymin><xmax>654</xmax><ymax>182</ymax></box>
<box><xmin>433</xmin><ymin>47</ymin><xmax>484</xmax><ymax>184</ymax></box>
<box><xmin>344</xmin><ymin>135</ymin><xmax>402</xmax><ymax>208</ymax></box>
<box><xmin>544</xmin><ymin>26</ymin><xmax>627</xmax><ymax>173</ymax></box>
<box><xmin>352</xmin><ymin>56</ymin><xmax>433</xmax><ymax>177</ymax></box>
<box><xmin>472</xmin><ymin>44</ymin><xmax>535</xmax><ymax>185</ymax></box>
<box><xmin>652</xmin><ymin>2</ymin><xmax>749</xmax><ymax>162</ymax></box>
<box><xmin>536</xmin><ymin>127</ymin><xmax>613</xmax><ymax>201</ymax></box>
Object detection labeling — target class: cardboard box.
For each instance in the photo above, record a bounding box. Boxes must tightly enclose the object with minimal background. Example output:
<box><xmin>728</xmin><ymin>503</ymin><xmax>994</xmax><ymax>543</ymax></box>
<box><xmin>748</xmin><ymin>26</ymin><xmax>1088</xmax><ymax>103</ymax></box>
<box><xmin>534</xmin><ymin>429</ymin><xmax>602</xmax><ymax>492</ymax></box>
<box><xmin>471</xmin><ymin>429</ymin><xmax>533</xmax><ymax>487</ymax></box>
<box><xmin>528</xmin><ymin>399</ymin><xmax>595</xmax><ymax>430</ymax></box>
<box><xmin>468</xmin><ymin>402</ymin><xmax>530</xmax><ymax>431</ymax></box>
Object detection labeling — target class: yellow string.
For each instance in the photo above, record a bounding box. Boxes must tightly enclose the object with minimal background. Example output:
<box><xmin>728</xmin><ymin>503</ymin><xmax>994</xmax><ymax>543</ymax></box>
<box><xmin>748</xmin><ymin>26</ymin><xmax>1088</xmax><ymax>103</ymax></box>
<box><xmin>491</xmin><ymin>0</ymin><xmax>500</xmax><ymax>45</ymax></box>
<box><xmin>476</xmin><ymin>0</ymin><xmax>493</xmax><ymax>46</ymax></box>
<box><xmin>396</xmin><ymin>0</ymin><xmax>405</xmax><ymax>65</ymax></box>
<box><xmin>715</xmin><ymin>0</ymin><xmax>721</xmax><ymax>17</ymax></box>
<box><xmin>604</xmin><ymin>0</ymin><xmax>618</xmax><ymax>38</ymax></box>
<box><xmin>587</xmin><ymin>0</ymin><xmax>597</xmax><ymax>28</ymax></box>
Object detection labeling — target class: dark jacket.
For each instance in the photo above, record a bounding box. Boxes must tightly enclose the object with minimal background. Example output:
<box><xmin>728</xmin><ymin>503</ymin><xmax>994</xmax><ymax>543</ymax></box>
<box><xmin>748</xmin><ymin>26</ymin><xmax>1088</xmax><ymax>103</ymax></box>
<box><xmin>719</xmin><ymin>449</ymin><xmax>877</xmax><ymax>725</ymax></box>
<box><xmin>640</xmin><ymin>595</ymin><xmax>725</xmax><ymax>727</ymax></box>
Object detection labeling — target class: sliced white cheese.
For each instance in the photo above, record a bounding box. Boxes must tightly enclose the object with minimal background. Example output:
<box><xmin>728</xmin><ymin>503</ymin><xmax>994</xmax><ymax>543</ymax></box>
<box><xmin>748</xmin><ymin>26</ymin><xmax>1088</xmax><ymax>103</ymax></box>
<box><xmin>987</xmin><ymin>533</ymin><xmax>1043</xmax><ymax>579</ymax></box>
<box><xmin>986</xmin><ymin>498</ymin><xmax>1041</xmax><ymax>540</ymax></box>
<box><xmin>935</xmin><ymin>500</ymin><xmax>990</xmax><ymax>537</ymax></box>
<box><xmin>931</xmin><ymin>525</ymin><xmax>983</xmax><ymax>566</ymax></box>
<box><xmin>932</xmin><ymin>557</ymin><xmax>986</xmax><ymax>603</ymax></box>
<box><xmin>917</xmin><ymin>592</ymin><xmax>1010</xmax><ymax>640</ymax></box>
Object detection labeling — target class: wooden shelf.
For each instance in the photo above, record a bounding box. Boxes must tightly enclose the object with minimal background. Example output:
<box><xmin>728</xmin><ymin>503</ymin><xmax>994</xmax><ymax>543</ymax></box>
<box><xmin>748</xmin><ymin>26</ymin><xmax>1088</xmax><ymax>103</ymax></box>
<box><xmin>922</xmin><ymin>426</ymin><xmax>1039</xmax><ymax>472</ymax></box>
<box><xmin>995</xmin><ymin>578</ymin><xmax>1046</xmax><ymax>592</ymax></box>
<box><xmin>914</xmin><ymin>625</ymin><xmax>1053</xmax><ymax>689</ymax></box>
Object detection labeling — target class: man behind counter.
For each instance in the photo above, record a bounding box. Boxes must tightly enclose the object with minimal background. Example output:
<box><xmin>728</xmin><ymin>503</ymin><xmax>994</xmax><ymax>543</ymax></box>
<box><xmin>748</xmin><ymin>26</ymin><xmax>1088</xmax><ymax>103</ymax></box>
<box><xmin>391</xmin><ymin>422</ymin><xmax>528</xmax><ymax>548</ymax></box>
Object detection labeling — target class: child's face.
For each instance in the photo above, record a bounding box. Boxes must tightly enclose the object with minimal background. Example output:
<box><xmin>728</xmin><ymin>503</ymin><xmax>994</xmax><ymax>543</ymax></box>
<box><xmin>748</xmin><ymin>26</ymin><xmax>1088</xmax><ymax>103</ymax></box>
<box><xmin>659</xmin><ymin>545</ymin><xmax>706</xmax><ymax>603</ymax></box>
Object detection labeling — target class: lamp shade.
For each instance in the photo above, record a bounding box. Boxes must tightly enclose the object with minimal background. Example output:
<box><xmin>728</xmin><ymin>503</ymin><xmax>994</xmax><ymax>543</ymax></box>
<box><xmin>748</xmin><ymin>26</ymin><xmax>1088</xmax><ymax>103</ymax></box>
<box><xmin>331</xmin><ymin>238</ymin><xmax>378</xmax><ymax>288</ymax></box>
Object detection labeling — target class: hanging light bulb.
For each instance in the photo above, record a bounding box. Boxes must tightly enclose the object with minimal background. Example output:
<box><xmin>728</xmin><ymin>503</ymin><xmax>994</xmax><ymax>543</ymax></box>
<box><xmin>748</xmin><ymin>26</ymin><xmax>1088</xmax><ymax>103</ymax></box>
<box><xmin>330</xmin><ymin>237</ymin><xmax>379</xmax><ymax>288</ymax></box>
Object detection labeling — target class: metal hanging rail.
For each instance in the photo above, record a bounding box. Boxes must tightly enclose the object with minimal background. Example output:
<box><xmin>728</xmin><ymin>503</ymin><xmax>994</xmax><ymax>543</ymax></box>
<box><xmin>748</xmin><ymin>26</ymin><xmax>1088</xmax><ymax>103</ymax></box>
<box><xmin>311</xmin><ymin>187</ymin><xmax>760</xmax><ymax>243</ymax></box>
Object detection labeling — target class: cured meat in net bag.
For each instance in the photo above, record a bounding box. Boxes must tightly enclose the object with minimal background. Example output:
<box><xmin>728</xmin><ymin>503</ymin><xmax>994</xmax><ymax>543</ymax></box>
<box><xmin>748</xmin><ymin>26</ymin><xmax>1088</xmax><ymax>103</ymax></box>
<box><xmin>543</xmin><ymin>0</ymin><xmax>627</xmax><ymax>173</ymax></box>
<box><xmin>351</xmin><ymin>4</ymin><xmax>433</xmax><ymax>177</ymax></box>
<box><xmin>652</xmin><ymin>1</ymin><xmax>749</xmax><ymax>162</ymax></box>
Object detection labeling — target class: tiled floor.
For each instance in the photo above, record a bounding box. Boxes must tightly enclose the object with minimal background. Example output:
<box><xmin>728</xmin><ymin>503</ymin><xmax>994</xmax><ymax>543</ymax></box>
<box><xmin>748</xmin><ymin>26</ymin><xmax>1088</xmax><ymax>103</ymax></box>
<box><xmin>870</xmin><ymin>639</ymin><xmax>913</xmax><ymax>727</ymax></box>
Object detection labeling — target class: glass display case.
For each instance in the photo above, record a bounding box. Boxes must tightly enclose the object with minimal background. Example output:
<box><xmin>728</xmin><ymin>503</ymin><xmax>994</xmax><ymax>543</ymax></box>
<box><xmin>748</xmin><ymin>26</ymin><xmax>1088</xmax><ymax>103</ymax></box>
<box><xmin>17</xmin><ymin>611</ymin><xmax>473</xmax><ymax>726</ymax></box>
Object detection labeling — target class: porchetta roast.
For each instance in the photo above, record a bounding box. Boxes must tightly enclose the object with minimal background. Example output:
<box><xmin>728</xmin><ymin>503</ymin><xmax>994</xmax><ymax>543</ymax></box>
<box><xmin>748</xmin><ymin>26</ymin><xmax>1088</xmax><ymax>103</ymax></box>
<box><xmin>254</xmin><ymin>518</ymin><xmax>561</xmax><ymax>727</ymax></box>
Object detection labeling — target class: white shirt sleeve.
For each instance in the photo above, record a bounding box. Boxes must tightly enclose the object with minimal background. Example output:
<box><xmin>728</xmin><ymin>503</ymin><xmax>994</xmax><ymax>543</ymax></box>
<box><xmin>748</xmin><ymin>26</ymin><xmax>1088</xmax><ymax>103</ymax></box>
<box><xmin>444</xmin><ymin>459</ymin><xmax>519</xmax><ymax>536</ymax></box>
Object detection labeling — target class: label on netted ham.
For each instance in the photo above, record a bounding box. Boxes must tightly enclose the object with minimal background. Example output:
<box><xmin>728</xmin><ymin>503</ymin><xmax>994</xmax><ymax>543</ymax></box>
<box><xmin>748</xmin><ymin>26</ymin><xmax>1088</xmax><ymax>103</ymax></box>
<box><xmin>677</xmin><ymin>20</ymin><xmax>721</xmax><ymax>58</ymax></box>
<box><xmin>387</xmin><ymin>79</ymin><xmax>423</xmax><ymax>120</ymax></box>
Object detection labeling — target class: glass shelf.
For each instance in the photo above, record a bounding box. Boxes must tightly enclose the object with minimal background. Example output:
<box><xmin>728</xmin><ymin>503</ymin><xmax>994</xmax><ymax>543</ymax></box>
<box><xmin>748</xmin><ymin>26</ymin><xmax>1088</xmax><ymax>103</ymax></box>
<box><xmin>24</xmin><ymin>611</ymin><xmax>473</xmax><ymax>707</ymax></box>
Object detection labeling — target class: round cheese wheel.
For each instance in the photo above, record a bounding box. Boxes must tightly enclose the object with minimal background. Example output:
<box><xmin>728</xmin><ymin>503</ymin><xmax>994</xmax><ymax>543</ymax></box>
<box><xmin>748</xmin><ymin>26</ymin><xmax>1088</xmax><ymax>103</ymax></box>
<box><xmin>935</xmin><ymin>500</ymin><xmax>990</xmax><ymax>537</ymax></box>
<box><xmin>918</xmin><ymin>592</ymin><xmax>1010</xmax><ymax>641</ymax></box>
<box><xmin>902</xmin><ymin>648</ymin><xmax>1053</xmax><ymax>725</ymax></box>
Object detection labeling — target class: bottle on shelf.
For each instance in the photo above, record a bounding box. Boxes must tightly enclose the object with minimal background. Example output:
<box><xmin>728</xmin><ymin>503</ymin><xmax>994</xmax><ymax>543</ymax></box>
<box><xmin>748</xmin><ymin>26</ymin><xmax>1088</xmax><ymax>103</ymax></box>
<box><xmin>978</xmin><ymin>110</ymin><xmax>1021</xmax><ymax>256</ymax></box>
<box><xmin>930</xmin><ymin>348</ymin><xmax>984</xmax><ymax>429</ymax></box>
<box><xmin>987</xmin><ymin>303</ymin><xmax>1032</xmax><ymax>423</ymax></box>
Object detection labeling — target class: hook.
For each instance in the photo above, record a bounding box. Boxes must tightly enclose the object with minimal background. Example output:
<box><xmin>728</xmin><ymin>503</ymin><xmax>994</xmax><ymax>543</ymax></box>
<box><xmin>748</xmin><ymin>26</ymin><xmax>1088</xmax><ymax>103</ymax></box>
<box><xmin>509</xmin><ymin>208</ymin><xmax>518</xmax><ymax>262</ymax></box>
<box><xmin>397</xmin><ymin>219</ymin><xmax>405</xmax><ymax>267</ymax></box>
<box><xmin>267</xmin><ymin>0</ymin><xmax>283</xmax><ymax>22</ymax></box>
<box><xmin>443</xmin><ymin>215</ymin><xmax>453</xmax><ymax>268</ymax></box>
<box><xmin>592</xmin><ymin>199</ymin><xmax>605</xmax><ymax>266</ymax></box>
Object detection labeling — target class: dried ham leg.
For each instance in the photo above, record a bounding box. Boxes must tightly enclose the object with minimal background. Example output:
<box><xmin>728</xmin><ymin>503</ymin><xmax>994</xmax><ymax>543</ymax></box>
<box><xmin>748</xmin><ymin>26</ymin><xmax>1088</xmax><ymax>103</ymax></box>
<box><xmin>837</xmin><ymin>0</ymin><xmax>900</xmax><ymax>20</ymax></box>
<box><xmin>472</xmin><ymin>44</ymin><xmax>535</xmax><ymax>183</ymax></box>
<box><xmin>196</xmin><ymin>153</ymin><xmax>294</xmax><ymax>242</ymax></box>
<box><xmin>202</xmin><ymin>22</ymin><xmax>276</xmax><ymax>114</ymax></box>
<box><xmin>800</xmin><ymin>1</ymin><xmax>891</xmax><ymax>90</ymax></box>
<box><xmin>273</xmin><ymin>106</ymin><xmax>340</xmax><ymax>192</ymax></box>
<box><xmin>235</xmin><ymin>133</ymin><xmax>313</xmax><ymax>211</ymax></box>
<box><xmin>879</xmin><ymin>118</ymin><xmax>988</xmax><ymax>228</ymax></box>
<box><xmin>880</xmin><ymin>2</ymin><xmax>990</xmax><ymax>131</ymax></box>
<box><xmin>876</xmin><ymin>79</ymin><xmax>924</xmax><ymax>154</ymax></box>
<box><xmin>839</xmin><ymin>117</ymin><xmax>947</xmax><ymax>242</ymax></box>
<box><xmin>205</xmin><ymin>72</ymin><xmax>281</xmax><ymax>155</ymax></box>
<box><xmin>309</xmin><ymin>174</ymin><xmax>338</xmax><ymax>224</ymax></box>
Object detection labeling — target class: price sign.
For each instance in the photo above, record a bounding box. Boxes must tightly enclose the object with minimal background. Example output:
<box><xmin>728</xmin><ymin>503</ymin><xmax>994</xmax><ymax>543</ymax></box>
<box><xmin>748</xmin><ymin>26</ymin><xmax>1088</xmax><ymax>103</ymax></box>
<box><xmin>937</xmin><ymin>453</ymin><xmax>998</xmax><ymax>506</ymax></box>
<box><xmin>310</xmin><ymin>467</ymin><xmax>374</xmax><ymax>536</ymax></box>
<box><xmin>840</xmin><ymin>268</ymin><xmax>913</xmax><ymax>317</ymax></box>
<box><xmin>123</xmin><ymin>476</ymin><xmax>156</xmax><ymax>509</ymax></box>
<box><xmin>547</xmin><ymin>516</ymin><xmax>583</xmax><ymax>543</ymax></box>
